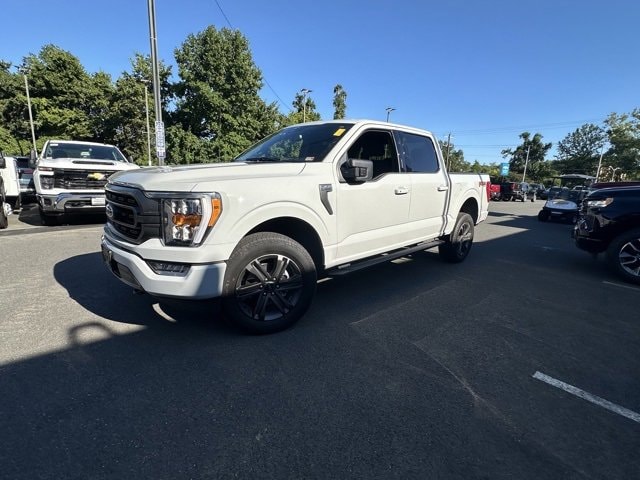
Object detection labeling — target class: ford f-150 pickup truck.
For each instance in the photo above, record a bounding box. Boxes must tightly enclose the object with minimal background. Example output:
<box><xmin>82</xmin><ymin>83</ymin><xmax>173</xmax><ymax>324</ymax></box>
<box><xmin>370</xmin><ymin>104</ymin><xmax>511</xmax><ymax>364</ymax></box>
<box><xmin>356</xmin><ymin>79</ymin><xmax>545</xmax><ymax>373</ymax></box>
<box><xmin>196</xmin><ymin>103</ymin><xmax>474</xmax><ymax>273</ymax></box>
<box><xmin>101</xmin><ymin>120</ymin><xmax>490</xmax><ymax>333</ymax></box>
<box><xmin>31</xmin><ymin>139</ymin><xmax>139</xmax><ymax>225</ymax></box>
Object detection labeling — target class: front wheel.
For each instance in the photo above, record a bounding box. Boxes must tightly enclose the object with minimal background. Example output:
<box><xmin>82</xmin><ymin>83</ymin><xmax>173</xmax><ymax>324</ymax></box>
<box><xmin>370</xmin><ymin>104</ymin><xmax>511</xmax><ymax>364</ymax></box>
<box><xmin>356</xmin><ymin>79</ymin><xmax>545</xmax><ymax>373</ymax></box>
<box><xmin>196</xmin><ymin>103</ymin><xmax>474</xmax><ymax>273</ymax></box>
<box><xmin>531</xmin><ymin>194</ymin><xmax>536</xmax><ymax>202</ymax></box>
<box><xmin>222</xmin><ymin>232</ymin><xmax>317</xmax><ymax>334</ymax></box>
<box><xmin>606</xmin><ymin>228</ymin><xmax>640</xmax><ymax>285</ymax></box>
<box><xmin>439</xmin><ymin>212</ymin><xmax>474</xmax><ymax>263</ymax></box>
<box><xmin>538</xmin><ymin>210</ymin><xmax>550</xmax><ymax>222</ymax></box>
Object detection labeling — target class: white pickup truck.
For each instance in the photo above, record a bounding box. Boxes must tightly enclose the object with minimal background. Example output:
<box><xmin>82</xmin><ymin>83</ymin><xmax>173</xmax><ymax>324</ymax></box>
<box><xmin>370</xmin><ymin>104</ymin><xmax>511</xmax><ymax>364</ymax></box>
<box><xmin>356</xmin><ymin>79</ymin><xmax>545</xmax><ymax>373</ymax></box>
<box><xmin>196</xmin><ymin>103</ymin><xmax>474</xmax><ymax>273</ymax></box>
<box><xmin>101</xmin><ymin>120</ymin><xmax>490</xmax><ymax>333</ymax></box>
<box><xmin>31</xmin><ymin>140</ymin><xmax>139</xmax><ymax>225</ymax></box>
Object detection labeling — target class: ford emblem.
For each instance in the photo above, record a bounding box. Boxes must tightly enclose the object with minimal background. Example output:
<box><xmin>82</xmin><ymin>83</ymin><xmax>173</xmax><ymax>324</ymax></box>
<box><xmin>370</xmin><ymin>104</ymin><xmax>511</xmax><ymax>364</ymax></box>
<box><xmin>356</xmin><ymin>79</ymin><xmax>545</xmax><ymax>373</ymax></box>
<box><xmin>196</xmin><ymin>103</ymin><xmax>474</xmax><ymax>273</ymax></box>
<box><xmin>105</xmin><ymin>203</ymin><xmax>114</xmax><ymax>219</ymax></box>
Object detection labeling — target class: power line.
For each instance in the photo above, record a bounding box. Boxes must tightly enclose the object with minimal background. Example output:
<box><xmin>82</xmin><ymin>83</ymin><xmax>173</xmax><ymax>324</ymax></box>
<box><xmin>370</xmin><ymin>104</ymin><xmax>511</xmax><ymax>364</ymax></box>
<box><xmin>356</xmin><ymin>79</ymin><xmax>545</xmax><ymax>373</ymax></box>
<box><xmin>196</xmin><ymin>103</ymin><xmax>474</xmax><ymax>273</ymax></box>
<box><xmin>443</xmin><ymin>117</ymin><xmax>605</xmax><ymax>136</ymax></box>
<box><xmin>212</xmin><ymin>0</ymin><xmax>291</xmax><ymax>111</ymax></box>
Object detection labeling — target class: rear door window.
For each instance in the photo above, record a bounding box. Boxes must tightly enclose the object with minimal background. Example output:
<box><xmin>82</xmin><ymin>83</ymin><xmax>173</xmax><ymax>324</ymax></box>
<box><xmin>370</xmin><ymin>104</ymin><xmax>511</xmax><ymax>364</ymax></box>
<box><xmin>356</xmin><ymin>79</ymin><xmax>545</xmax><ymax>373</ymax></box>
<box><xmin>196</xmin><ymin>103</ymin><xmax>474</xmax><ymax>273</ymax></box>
<box><xmin>394</xmin><ymin>131</ymin><xmax>440</xmax><ymax>173</ymax></box>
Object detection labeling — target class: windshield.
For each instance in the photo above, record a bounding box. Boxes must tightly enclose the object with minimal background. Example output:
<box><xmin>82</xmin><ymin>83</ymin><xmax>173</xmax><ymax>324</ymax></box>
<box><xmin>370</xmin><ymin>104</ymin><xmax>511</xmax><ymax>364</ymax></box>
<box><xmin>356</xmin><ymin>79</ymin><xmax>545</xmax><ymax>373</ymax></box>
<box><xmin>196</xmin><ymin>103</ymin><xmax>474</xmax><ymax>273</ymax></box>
<box><xmin>234</xmin><ymin>123</ymin><xmax>354</xmax><ymax>163</ymax></box>
<box><xmin>556</xmin><ymin>189</ymin><xmax>584</xmax><ymax>202</ymax></box>
<box><xmin>44</xmin><ymin>142</ymin><xmax>127</xmax><ymax>162</ymax></box>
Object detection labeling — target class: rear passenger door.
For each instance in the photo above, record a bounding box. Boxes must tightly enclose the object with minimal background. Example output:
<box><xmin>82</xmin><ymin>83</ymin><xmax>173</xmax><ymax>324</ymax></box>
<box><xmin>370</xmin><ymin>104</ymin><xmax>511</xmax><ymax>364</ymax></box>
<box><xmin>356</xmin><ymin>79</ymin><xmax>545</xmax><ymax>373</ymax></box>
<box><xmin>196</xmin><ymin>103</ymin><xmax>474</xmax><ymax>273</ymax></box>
<box><xmin>394</xmin><ymin>130</ymin><xmax>449</xmax><ymax>240</ymax></box>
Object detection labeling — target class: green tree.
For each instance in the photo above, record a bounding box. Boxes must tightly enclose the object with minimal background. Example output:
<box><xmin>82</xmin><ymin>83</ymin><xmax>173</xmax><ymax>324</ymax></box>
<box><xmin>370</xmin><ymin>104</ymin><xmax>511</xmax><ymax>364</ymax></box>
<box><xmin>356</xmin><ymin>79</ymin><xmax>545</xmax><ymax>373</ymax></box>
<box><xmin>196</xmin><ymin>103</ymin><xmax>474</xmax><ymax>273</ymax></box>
<box><xmin>287</xmin><ymin>91</ymin><xmax>321</xmax><ymax>125</ymax></box>
<box><xmin>332</xmin><ymin>84</ymin><xmax>347</xmax><ymax>119</ymax></box>
<box><xmin>439</xmin><ymin>138</ymin><xmax>468</xmax><ymax>172</ymax></box>
<box><xmin>26</xmin><ymin>45</ymin><xmax>113</xmax><ymax>140</ymax></box>
<box><xmin>603</xmin><ymin>109</ymin><xmax>640</xmax><ymax>180</ymax></box>
<box><xmin>555</xmin><ymin>123</ymin><xmax>606</xmax><ymax>175</ymax></box>
<box><xmin>103</xmin><ymin>54</ymin><xmax>172</xmax><ymax>165</ymax></box>
<box><xmin>501</xmin><ymin>132</ymin><xmax>552</xmax><ymax>181</ymax></box>
<box><xmin>171</xmin><ymin>26</ymin><xmax>281</xmax><ymax>163</ymax></box>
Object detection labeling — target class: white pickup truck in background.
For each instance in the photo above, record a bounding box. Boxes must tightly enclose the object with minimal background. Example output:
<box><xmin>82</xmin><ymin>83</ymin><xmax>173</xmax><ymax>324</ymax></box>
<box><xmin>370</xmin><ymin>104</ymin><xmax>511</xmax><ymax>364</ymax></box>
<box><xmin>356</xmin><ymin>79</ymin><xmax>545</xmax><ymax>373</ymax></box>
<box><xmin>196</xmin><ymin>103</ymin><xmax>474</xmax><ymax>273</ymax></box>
<box><xmin>101</xmin><ymin>120</ymin><xmax>490</xmax><ymax>333</ymax></box>
<box><xmin>31</xmin><ymin>140</ymin><xmax>139</xmax><ymax>225</ymax></box>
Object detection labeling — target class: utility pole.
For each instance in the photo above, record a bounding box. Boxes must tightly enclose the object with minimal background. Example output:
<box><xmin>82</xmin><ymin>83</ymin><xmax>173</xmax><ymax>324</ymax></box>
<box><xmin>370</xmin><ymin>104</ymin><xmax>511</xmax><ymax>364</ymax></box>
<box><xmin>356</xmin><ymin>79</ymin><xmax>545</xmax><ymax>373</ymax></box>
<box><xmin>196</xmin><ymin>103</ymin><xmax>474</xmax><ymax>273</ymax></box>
<box><xmin>522</xmin><ymin>146</ymin><xmax>531</xmax><ymax>182</ymax></box>
<box><xmin>147</xmin><ymin>0</ymin><xmax>165</xmax><ymax>165</ymax></box>
<box><xmin>595</xmin><ymin>144</ymin><xmax>605</xmax><ymax>182</ymax></box>
<box><xmin>385</xmin><ymin>107</ymin><xmax>395</xmax><ymax>122</ymax></box>
<box><xmin>445</xmin><ymin>132</ymin><xmax>452</xmax><ymax>169</ymax></box>
<box><xmin>300</xmin><ymin>88</ymin><xmax>312</xmax><ymax>122</ymax></box>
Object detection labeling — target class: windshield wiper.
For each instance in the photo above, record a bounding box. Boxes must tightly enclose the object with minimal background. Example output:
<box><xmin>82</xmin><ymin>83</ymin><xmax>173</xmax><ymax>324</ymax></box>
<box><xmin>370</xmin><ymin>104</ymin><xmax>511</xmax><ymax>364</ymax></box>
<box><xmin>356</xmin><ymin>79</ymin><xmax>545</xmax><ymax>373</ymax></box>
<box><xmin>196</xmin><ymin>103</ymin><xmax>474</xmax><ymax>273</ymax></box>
<box><xmin>241</xmin><ymin>156</ymin><xmax>281</xmax><ymax>163</ymax></box>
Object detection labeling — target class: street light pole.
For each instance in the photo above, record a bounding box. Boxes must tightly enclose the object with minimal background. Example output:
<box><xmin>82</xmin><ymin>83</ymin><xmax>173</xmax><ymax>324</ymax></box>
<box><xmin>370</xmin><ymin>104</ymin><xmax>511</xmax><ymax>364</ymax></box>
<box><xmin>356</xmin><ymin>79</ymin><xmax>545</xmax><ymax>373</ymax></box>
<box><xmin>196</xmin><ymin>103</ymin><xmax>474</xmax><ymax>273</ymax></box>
<box><xmin>23</xmin><ymin>74</ymin><xmax>37</xmax><ymax>154</ymax></box>
<box><xmin>522</xmin><ymin>146</ymin><xmax>531</xmax><ymax>182</ymax></box>
<box><xmin>300</xmin><ymin>88</ymin><xmax>312</xmax><ymax>122</ymax></box>
<box><xmin>595</xmin><ymin>144</ymin><xmax>605</xmax><ymax>182</ymax></box>
<box><xmin>147</xmin><ymin>0</ymin><xmax>165</xmax><ymax>165</ymax></box>
<box><xmin>385</xmin><ymin>107</ymin><xmax>395</xmax><ymax>122</ymax></box>
<box><xmin>141</xmin><ymin>81</ymin><xmax>152</xmax><ymax>166</ymax></box>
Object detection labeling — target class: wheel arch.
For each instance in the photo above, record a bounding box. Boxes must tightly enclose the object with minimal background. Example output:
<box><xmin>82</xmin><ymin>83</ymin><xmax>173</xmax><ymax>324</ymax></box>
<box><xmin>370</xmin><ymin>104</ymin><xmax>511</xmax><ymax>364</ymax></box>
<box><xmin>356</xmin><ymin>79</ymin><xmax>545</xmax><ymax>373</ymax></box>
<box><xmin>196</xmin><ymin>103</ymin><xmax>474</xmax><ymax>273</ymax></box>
<box><xmin>459</xmin><ymin>197</ymin><xmax>479</xmax><ymax>224</ymax></box>
<box><xmin>246</xmin><ymin>217</ymin><xmax>325</xmax><ymax>272</ymax></box>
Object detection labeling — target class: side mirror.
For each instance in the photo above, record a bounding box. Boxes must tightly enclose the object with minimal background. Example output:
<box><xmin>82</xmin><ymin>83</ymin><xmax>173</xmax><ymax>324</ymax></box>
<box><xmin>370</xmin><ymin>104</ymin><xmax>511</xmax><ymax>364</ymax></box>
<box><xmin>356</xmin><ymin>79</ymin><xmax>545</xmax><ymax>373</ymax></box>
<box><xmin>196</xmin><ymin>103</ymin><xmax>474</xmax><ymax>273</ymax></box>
<box><xmin>29</xmin><ymin>149</ymin><xmax>38</xmax><ymax>169</ymax></box>
<box><xmin>341</xmin><ymin>158</ymin><xmax>373</xmax><ymax>183</ymax></box>
<box><xmin>0</xmin><ymin>155</ymin><xmax>5</xmax><ymax>169</ymax></box>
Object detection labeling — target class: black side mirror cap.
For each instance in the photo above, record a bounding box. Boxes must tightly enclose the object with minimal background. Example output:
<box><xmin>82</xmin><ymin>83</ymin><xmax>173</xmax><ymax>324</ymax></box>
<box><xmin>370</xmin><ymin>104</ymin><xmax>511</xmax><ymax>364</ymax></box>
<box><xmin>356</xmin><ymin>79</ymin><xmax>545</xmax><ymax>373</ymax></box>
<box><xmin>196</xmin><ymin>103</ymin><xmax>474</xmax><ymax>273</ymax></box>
<box><xmin>29</xmin><ymin>149</ymin><xmax>38</xmax><ymax>169</ymax></box>
<box><xmin>0</xmin><ymin>154</ymin><xmax>6</xmax><ymax>169</ymax></box>
<box><xmin>341</xmin><ymin>158</ymin><xmax>373</xmax><ymax>183</ymax></box>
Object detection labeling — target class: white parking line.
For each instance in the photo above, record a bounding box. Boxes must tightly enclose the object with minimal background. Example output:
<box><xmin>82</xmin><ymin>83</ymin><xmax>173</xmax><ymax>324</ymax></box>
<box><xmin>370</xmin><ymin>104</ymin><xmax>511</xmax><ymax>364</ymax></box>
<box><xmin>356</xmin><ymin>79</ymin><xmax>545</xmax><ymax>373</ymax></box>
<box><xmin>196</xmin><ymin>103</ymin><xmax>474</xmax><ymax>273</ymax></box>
<box><xmin>533</xmin><ymin>371</ymin><xmax>640</xmax><ymax>424</ymax></box>
<box><xmin>602</xmin><ymin>280</ymin><xmax>640</xmax><ymax>292</ymax></box>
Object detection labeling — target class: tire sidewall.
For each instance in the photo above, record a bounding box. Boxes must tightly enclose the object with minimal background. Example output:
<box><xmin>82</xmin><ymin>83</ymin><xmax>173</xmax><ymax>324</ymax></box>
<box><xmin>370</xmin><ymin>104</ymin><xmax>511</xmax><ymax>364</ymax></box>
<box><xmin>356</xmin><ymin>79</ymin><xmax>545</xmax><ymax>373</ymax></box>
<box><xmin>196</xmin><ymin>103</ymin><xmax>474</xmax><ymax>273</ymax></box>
<box><xmin>439</xmin><ymin>212</ymin><xmax>474</xmax><ymax>263</ymax></box>
<box><xmin>222</xmin><ymin>232</ymin><xmax>317</xmax><ymax>333</ymax></box>
<box><xmin>606</xmin><ymin>228</ymin><xmax>640</xmax><ymax>285</ymax></box>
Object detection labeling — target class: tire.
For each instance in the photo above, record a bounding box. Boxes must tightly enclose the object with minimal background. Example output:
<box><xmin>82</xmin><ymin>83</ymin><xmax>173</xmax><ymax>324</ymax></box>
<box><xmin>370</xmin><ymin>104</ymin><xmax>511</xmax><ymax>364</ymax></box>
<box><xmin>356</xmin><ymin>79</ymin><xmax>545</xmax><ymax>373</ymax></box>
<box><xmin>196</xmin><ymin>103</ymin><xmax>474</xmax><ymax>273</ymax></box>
<box><xmin>538</xmin><ymin>210</ymin><xmax>549</xmax><ymax>222</ymax></box>
<box><xmin>606</xmin><ymin>228</ymin><xmax>640</xmax><ymax>285</ymax></box>
<box><xmin>439</xmin><ymin>212</ymin><xmax>474</xmax><ymax>263</ymax></box>
<box><xmin>0</xmin><ymin>200</ymin><xmax>8</xmax><ymax>230</ymax></box>
<box><xmin>39</xmin><ymin>207</ymin><xmax>62</xmax><ymax>226</ymax></box>
<box><xmin>0</xmin><ymin>186</ymin><xmax>8</xmax><ymax>230</ymax></box>
<box><xmin>222</xmin><ymin>232</ymin><xmax>317</xmax><ymax>334</ymax></box>
<box><xmin>531</xmin><ymin>194</ymin><xmax>536</xmax><ymax>202</ymax></box>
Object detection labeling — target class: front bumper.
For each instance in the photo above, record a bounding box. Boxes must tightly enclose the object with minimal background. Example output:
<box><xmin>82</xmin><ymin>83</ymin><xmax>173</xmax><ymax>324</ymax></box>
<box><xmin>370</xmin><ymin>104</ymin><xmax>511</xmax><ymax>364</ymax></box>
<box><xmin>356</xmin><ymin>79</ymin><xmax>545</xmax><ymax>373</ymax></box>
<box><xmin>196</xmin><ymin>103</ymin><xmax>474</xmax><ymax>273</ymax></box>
<box><xmin>38</xmin><ymin>192</ymin><xmax>107</xmax><ymax>213</ymax></box>
<box><xmin>573</xmin><ymin>218</ymin><xmax>607</xmax><ymax>254</ymax></box>
<box><xmin>101</xmin><ymin>236</ymin><xmax>227</xmax><ymax>299</ymax></box>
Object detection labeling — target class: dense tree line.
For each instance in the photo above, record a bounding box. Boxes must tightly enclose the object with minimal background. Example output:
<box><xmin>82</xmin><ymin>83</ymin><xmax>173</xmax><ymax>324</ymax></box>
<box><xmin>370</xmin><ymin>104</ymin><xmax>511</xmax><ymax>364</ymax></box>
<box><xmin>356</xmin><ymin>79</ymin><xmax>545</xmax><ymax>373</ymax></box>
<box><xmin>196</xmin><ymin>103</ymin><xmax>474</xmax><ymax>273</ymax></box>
<box><xmin>0</xmin><ymin>26</ymin><xmax>345</xmax><ymax>165</ymax></box>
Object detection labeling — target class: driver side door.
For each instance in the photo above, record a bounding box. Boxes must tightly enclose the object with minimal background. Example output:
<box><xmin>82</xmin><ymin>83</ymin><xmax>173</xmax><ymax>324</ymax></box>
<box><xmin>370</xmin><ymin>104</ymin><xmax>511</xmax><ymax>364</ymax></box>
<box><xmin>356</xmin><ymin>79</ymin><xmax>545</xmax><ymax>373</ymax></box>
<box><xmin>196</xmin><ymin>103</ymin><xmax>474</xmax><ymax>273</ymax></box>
<box><xmin>335</xmin><ymin>129</ymin><xmax>411</xmax><ymax>262</ymax></box>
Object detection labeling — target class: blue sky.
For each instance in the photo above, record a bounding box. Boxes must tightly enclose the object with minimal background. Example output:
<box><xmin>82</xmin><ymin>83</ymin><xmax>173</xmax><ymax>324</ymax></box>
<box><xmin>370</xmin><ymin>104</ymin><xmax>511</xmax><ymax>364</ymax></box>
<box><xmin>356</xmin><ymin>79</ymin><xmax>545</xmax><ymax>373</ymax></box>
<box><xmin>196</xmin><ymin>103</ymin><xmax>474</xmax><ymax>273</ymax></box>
<box><xmin>2</xmin><ymin>0</ymin><xmax>638</xmax><ymax>163</ymax></box>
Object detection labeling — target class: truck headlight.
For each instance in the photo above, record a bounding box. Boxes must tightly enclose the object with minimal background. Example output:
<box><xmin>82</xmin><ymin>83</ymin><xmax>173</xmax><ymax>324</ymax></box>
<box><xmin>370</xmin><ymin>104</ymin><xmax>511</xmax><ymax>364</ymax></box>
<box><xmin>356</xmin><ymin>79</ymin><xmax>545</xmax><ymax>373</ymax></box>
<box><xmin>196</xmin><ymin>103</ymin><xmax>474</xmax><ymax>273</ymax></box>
<box><xmin>154</xmin><ymin>193</ymin><xmax>222</xmax><ymax>246</ymax></box>
<box><xmin>585</xmin><ymin>197</ymin><xmax>613</xmax><ymax>208</ymax></box>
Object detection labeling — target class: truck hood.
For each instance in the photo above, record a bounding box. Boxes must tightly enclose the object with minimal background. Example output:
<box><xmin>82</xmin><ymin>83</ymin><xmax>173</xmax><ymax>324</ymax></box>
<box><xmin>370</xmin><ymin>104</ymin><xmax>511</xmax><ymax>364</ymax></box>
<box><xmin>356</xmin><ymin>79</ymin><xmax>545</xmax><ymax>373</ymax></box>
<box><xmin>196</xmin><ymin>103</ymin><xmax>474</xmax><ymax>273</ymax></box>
<box><xmin>109</xmin><ymin>162</ymin><xmax>307</xmax><ymax>192</ymax></box>
<box><xmin>38</xmin><ymin>158</ymin><xmax>139</xmax><ymax>172</ymax></box>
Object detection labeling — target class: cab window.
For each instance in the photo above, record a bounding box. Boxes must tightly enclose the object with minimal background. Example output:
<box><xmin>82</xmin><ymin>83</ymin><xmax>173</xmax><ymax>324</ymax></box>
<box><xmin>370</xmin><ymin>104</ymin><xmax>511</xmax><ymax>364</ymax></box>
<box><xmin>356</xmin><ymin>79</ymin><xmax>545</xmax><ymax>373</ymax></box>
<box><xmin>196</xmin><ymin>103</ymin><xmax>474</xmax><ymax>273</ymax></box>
<box><xmin>394</xmin><ymin>131</ymin><xmax>439</xmax><ymax>173</ymax></box>
<box><xmin>346</xmin><ymin>130</ymin><xmax>399</xmax><ymax>179</ymax></box>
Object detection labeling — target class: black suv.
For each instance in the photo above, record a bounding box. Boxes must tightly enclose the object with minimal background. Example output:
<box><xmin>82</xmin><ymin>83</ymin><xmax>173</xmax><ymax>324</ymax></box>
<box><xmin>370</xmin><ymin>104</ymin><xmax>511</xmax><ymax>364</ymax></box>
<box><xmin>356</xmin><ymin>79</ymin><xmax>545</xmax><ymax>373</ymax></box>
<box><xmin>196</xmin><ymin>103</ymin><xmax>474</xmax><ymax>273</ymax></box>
<box><xmin>573</xmin><ymin>186</ymin><xmax>640</xmax><ymax>284</ymax></box>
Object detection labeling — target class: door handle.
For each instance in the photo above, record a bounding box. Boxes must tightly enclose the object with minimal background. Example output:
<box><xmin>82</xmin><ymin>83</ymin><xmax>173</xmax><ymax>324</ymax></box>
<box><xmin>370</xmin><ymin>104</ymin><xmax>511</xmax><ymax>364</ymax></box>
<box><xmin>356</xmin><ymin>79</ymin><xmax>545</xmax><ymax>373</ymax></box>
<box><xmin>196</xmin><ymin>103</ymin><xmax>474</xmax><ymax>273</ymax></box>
<box><xmin>395</xmin><ymin>186</ymin><xmax>409</xmax><ymax>195</ymax></box>
<box><xmin>437</xmin><ymin>185</ymin><xmax>449</xmax><ymax>192</ymax></box>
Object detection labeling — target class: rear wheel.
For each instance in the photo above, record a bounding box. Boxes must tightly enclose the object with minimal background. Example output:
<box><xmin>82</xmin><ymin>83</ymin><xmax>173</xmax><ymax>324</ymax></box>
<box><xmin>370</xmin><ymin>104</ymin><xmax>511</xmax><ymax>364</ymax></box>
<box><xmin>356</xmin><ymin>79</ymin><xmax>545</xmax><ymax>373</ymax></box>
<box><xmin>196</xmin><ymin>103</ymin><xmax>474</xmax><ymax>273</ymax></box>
<box><xmin>439</xmin><ymin>212</ymin><xmax>474</xmax><ymax>263</ymax></box>
<box><xmin>222</xmin><ymin>232</ymin><xmax>317</xmax><ymax>334</ymax></box>
<box><xmin>606</xmin><ymin>228</ymin><xmax>640</xmax><ymax>285</ymax></box>
<box><xmin>531</xmin><ymin>194</ymin><xmax>536</xmax><ymax>202</ymax></box>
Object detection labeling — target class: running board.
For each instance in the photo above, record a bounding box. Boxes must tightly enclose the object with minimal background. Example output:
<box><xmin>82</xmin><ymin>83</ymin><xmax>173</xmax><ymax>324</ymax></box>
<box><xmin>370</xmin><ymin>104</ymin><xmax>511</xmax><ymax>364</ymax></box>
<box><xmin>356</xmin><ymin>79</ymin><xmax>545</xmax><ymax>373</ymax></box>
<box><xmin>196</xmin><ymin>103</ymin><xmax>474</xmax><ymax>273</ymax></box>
<box><xmin>327</xmin><ymin>239</ymin><xmax>445</xmax><ymax>276</ymax></box>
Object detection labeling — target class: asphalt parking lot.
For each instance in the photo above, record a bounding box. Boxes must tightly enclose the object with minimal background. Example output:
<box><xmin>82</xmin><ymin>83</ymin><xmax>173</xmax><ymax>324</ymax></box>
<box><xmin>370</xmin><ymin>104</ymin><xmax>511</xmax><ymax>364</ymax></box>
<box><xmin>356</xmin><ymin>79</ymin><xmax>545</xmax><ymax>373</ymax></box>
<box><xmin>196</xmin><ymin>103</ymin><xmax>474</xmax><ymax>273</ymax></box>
<box><xmin>1</xmin><ymin>199</ymin><xmax>638</xmax><ymax>479</ymax></box>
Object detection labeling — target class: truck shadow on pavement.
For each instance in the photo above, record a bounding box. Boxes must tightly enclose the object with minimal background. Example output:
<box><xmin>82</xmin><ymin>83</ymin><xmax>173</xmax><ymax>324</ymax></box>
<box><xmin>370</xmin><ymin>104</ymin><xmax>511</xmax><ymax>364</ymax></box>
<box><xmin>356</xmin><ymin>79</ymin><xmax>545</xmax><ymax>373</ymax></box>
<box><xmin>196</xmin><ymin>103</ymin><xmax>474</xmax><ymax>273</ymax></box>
<box><xmin>2</xmin><ymin>211</ymin><xmax>637</xmax><ymax>479</ymax></box>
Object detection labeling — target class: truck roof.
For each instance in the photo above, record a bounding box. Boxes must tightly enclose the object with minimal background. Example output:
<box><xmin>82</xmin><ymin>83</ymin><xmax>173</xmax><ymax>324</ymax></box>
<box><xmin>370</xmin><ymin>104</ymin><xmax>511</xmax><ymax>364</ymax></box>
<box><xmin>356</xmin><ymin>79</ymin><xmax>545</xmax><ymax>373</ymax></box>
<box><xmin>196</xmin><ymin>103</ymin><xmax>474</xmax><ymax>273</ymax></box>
<box><xmin>291</xmin><ymin>119</ymin><xmax>435</xmax><ymax>137</ymax></box>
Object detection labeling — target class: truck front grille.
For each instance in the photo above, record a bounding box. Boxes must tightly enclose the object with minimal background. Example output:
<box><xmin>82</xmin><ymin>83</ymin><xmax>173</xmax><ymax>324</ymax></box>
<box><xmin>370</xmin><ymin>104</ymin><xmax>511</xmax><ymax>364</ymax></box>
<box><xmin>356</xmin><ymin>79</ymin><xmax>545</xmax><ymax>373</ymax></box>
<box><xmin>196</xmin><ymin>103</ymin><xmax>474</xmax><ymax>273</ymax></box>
<box><xmin>53</xmin><ymin>169</ymin><xmax>114</xmax><ymax>190</ymax></box>
<box><xmin>105</xmin><ymin>185</ymin><xmax>161</xmax><ymax>244</ymax></box>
